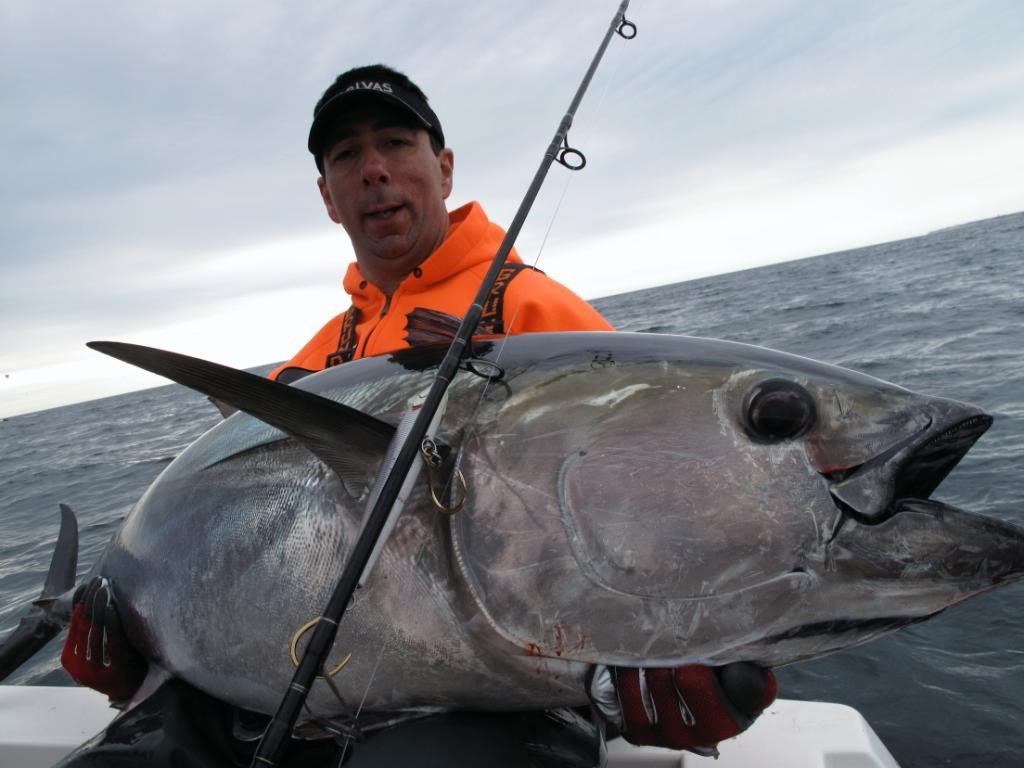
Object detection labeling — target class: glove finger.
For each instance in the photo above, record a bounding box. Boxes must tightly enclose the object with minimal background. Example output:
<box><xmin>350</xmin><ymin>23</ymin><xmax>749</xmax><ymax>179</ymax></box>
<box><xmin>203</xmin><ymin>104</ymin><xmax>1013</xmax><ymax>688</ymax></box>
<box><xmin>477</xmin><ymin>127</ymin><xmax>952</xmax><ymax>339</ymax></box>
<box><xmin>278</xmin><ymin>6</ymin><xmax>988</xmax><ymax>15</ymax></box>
<box><xmin>82</xmin><ymin>577</ymin><xmax>105</xmax><ymax>621</ymax></box>
<box><xmin>716</xmin><ymin>663</ymin><xmax>778</xmax><ymax>721</ymax></box>
<box><xmin>62</xmin><ymin>603</ymin><xmax>90</xmax><ymax>662</ymax></box>
<box><xmin>613</xmin><ymin>667</ymin><xmax>658</xmax><ymax>744</ymax></box>
<box><xmin>586</xmin><ymin>665</ymin><xmax>624</xmax><ymax>731</ymax></box>
<box><xmin>103</xmin><ymin>601</ymin><xmax>127</xmax><ymax>667</ymax></box>
<box><xmin>80</xmin><ymin>578</ymin><xmax>97</xmax><ymax>615</ymax></box>
<box><xmin>644</xmin><ymin>668</ymin><xmax>693</xmax><ymax>749</ymax></box>
<box><xmin>86</xmin><ymin>612</ymin><xmax>103</xmax><ymax>663</ymax></box>
<box><xmin>103</xmin><ymin>599</ymin><xmax>124</xmax><ymax>633</ymax></box>
<box><xmin>86</xmin><ymin>580</ymin><xmax>113</xmax><ymax>660</ymax></box>
<box><xmin>671</xmin><ymin>665</ymin><xmax>747</xmax><ymax>743</ymax></box>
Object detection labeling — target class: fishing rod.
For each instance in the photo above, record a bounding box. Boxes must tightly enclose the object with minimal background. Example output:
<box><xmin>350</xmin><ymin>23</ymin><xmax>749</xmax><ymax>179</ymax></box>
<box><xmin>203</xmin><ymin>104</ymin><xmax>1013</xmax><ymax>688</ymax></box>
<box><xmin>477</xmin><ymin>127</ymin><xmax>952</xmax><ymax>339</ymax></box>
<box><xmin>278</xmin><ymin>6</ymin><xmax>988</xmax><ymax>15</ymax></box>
<box><xmin>251</xmin><ymin>2</ymin><xmax>636</xmax><ymax>764</ymax></box>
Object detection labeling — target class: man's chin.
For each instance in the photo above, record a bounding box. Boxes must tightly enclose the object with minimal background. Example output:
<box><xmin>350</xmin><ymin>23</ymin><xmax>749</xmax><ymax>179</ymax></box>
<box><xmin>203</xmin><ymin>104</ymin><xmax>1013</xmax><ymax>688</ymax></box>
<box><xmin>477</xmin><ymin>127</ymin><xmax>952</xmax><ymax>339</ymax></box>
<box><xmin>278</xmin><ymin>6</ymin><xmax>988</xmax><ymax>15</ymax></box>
<box><xmin>355</xmin><ymin>243</ymin><xmax>427</xmax><ymax>286</ymax></box>
<box><xmin>369</xmin><ymin>243</ymin><xmax>420</xmax><ymax>266</ymax></box>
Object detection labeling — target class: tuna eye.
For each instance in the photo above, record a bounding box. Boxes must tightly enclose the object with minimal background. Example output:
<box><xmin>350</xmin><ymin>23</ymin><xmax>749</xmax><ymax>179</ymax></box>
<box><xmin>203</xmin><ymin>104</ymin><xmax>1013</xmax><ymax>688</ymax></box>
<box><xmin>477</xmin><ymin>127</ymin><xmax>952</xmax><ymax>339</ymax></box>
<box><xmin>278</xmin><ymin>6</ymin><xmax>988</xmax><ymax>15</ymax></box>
<box><xmin>743</xmin><ymin>379</ymin><xmax>816</xmax><ymax>442</ymax></box>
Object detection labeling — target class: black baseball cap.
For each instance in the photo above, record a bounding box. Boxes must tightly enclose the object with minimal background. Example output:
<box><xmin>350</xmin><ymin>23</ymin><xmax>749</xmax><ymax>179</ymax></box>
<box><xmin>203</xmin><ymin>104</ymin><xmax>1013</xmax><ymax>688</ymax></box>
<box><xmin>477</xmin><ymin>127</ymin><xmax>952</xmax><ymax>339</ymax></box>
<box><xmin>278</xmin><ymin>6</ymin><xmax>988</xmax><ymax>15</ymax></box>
<box><xmin>308</xmin><ymin>65</ymin><xmax>445</xmax><ymax>170</ymax></box>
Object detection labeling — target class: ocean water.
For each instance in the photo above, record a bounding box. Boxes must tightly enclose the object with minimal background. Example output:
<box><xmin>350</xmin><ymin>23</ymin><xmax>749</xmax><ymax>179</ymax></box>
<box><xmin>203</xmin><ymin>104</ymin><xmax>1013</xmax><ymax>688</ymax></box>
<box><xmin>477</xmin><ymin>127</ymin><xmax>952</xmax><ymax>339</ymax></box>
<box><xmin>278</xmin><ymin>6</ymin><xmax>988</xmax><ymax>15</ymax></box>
<box><xmin>1</xmin><ymin>211</ymin><xmax>1022</xmax><ymax>766</ymax></box>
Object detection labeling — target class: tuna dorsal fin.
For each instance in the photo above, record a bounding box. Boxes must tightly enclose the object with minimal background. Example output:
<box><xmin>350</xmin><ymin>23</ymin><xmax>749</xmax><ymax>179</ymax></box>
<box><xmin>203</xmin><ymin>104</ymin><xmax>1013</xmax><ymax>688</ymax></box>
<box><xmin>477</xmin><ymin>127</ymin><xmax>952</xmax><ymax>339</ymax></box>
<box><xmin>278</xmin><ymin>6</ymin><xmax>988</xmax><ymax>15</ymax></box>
<box><xmin>87</xmin><ymin>342</ymin><xmax>395</xmax><ymax>484</ymax></box>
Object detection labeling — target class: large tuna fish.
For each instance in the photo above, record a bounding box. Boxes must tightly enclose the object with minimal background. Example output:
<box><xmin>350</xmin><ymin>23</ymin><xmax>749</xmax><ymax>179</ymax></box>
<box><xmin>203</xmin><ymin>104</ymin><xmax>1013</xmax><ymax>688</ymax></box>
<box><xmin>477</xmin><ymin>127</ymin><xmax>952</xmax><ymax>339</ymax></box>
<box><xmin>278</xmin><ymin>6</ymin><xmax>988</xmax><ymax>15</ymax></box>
<box><xmin>3</xmin><ymin>332</ymin><xmax>1023</xmax><ymax>729</ymax></box>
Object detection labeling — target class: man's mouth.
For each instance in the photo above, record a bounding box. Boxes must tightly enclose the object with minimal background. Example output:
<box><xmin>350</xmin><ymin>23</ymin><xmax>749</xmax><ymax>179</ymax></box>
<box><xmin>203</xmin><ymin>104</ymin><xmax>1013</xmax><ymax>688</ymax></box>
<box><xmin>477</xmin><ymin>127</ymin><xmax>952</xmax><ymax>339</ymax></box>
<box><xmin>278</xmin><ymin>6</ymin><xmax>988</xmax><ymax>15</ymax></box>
<box><xmin>364</xmin><ymin>204</ymin><xmax>404</xmax><ymax>221</ymax></box>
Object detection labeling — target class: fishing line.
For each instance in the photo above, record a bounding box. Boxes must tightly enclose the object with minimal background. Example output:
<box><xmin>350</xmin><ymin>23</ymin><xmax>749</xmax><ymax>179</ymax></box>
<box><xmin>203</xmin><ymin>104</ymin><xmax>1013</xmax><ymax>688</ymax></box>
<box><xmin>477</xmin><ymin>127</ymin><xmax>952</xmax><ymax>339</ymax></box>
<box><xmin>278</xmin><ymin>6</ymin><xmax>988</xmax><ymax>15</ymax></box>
<box><xmin>335</xmin><ymin>639</ymin><xmax>388</xmax><ymax>767</ymax></box>
<box><xmin>495</xmin><ymin>9</ymin><xmax>634</xmax><ymax>350</ymax></box>
<box><xmin>446</xmin><ymin>14</ymin><xmax>638</xmax><ymax>505</ymax></box>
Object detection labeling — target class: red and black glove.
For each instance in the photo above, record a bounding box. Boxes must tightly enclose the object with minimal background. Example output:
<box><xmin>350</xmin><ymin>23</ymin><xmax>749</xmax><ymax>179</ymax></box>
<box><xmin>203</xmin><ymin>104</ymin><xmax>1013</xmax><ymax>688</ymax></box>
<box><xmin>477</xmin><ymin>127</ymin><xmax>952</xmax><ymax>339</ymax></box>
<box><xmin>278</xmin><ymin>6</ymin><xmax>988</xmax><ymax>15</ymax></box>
<box><xmin>588</xmin><ymin>663</ymin><xmax>777</xmax><ymax>756</ymax></box>
<box><xmin>61</xmin><ymin>577</ymin><xmax>147</xmax><ymax>702</ymax></box>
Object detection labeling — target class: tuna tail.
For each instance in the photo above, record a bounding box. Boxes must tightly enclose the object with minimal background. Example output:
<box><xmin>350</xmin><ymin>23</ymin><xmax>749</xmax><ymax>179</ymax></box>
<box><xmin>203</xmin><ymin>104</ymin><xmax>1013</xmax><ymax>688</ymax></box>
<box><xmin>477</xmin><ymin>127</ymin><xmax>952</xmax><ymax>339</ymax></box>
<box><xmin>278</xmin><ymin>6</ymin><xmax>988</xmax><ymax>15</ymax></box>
<box><xmin>0</xmin><ymin>504</ymin><xmax>78</xmax><ymax>681</ymax></box>
<box><xmin>87</xmin><ymin>342</ymin><xmax>396</xmax><ymax>489</ymax></box>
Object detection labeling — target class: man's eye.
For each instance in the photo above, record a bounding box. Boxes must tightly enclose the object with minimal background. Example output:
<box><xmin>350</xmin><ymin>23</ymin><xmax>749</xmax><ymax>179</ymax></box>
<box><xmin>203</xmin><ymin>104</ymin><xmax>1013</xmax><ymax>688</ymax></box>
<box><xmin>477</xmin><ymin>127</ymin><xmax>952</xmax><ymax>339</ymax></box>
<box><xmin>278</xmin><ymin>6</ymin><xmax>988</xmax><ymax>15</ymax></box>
<box><xmin>330</xmin><ymin>148</ymin><xmax>356</xmax><ymax>164</ymax></box>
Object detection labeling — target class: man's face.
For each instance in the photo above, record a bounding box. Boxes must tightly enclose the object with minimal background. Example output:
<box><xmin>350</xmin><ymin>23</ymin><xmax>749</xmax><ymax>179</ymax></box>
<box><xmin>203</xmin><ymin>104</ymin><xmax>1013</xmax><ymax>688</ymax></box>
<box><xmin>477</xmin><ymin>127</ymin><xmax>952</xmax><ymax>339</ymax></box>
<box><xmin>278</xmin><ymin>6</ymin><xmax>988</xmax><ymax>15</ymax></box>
<box><xmin>317</xmin><ymin>103</ymin><xmax>454</xmax><ymax>293</ymax></box>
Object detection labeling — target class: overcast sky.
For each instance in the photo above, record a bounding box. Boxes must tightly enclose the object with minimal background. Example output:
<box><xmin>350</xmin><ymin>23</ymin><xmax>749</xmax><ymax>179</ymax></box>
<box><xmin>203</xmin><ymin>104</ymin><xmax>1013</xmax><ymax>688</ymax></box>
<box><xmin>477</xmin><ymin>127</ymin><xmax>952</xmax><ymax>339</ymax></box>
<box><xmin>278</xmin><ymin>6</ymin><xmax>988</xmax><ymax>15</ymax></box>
<box><xmin>2</xmin><ymin>0</ymin><xmax>1022</xmax><ymax>417</ymax></box>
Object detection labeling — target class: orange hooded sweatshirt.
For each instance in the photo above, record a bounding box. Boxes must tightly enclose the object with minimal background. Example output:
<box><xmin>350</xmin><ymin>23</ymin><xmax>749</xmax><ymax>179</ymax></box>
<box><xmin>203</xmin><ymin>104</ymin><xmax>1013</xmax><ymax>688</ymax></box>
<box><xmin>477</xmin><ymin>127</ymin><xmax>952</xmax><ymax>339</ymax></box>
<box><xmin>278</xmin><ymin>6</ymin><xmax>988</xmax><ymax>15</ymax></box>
<box><xmin>270</xmin><ymin>201</ymin><xmax>612</xmax><ymax>381</ymax></box>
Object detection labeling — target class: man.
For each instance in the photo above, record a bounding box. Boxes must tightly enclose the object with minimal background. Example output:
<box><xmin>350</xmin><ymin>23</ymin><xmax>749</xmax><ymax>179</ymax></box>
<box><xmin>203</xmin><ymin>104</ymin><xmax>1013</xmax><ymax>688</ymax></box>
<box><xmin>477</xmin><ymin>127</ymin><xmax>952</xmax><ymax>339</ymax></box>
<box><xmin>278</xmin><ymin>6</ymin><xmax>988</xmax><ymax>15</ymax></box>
<box><xmin>61</xmin><ymin>65</ymin><xmax>776</xmax><ymax>765</ymax></box>
<box><xmin>269</xmin><ymin>65</ymin><xmax>613</xmax><ymax>383</ymax></box>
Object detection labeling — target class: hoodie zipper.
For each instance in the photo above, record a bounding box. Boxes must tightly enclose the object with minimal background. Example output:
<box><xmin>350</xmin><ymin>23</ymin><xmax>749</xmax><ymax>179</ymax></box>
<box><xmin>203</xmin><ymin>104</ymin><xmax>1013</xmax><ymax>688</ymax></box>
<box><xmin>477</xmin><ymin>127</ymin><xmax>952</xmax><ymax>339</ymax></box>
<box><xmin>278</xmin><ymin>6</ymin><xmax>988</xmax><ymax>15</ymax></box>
<box><xmin>358</xmin><ymin>292</ymin><xmax>393</xmax><ymax>358</ymax></box>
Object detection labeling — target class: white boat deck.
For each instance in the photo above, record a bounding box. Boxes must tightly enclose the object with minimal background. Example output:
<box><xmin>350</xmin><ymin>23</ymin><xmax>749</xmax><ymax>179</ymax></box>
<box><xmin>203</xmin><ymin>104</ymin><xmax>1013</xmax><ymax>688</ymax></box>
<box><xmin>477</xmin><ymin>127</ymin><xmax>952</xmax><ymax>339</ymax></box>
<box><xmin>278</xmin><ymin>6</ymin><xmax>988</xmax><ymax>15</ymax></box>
<box><xmin>0</xmin><ymin>685</ymin><xmax>900</xmax><ymax>767</ymax></box>
<box><xmin>606</xmin><ymin>698</ymin><xmax>900</xmax><ymax>767</ymax></box>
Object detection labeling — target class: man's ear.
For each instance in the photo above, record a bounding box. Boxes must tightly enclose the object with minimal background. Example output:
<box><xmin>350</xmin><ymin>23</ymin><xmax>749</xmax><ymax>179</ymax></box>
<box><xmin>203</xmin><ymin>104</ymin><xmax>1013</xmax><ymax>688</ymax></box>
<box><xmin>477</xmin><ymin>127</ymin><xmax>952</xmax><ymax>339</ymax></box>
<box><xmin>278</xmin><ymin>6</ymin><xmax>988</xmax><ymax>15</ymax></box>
<box><xmin>438</xmin><ymin>148</ymin><xmax>454</xmax><ymax>200</ymax></box>
<box><xmin>318</xmin><ymin>176</ymin><xmax>343</xmax><ymax>224</ymax></box>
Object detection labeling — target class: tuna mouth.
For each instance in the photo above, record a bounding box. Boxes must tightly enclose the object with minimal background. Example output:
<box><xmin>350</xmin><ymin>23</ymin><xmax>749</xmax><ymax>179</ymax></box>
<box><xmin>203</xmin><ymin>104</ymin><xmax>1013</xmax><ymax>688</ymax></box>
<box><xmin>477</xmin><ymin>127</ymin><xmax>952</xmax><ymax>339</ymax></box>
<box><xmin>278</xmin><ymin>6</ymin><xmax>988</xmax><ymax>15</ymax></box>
<box><xmin>768</xmin><ymin>496</ymin><xmax>1024</xmax><ymax>665</ymax></box>
<box><xmin>894</xmin><ymin>414</ymin><xmax>992</xmax><ymax>499</ymax></box>
<box><xmin>826</xmin><ymin>413</ymin><xmax>993</xmax><ymax>525</ymax></box>
<box><xmin>764</xmin><ymin>615</ymin><xmax>929</xmax><ymax>643</ymax></box>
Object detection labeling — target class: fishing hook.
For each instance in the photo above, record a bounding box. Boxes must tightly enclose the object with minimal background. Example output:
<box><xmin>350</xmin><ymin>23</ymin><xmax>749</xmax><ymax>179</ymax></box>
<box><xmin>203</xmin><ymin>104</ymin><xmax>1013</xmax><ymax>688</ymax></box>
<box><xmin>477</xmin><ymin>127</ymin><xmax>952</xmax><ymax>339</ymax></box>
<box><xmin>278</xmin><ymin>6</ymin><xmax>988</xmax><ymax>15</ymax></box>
<box><xmin>421</xmin><ymin>437</ymin><xmax>467</xmax><ymax>515</ymax></box>
<box><xmin>290</xmin><ymin>618</ymin><xmax>352</xmax><ymax>678</ymax></box>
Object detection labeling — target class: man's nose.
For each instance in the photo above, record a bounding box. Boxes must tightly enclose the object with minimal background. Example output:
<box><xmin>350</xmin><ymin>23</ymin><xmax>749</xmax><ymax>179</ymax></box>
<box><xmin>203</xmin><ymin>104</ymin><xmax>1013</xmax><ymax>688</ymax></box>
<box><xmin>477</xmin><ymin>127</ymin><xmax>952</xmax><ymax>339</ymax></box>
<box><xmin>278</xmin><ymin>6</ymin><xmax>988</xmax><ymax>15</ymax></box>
<box><xmin>360</xmin><ymin>147</ymin><xmax>389</xmax><ymax>186</ymax></box>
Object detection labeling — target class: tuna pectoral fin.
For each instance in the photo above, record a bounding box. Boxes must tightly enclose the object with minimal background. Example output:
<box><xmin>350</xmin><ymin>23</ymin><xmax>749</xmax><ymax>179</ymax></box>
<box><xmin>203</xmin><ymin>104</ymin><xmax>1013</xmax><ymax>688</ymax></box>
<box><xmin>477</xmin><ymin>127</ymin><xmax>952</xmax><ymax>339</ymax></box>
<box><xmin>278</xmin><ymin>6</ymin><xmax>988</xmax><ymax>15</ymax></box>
<box><xmin>0</xmin><ymin>504</ymin><xmax>79</xmax><ymax>681</ymax></box>
<box><xmin>88</xmin><ymin>341</ymin><xmax>396</xmax><ymax>486</ymax></box>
